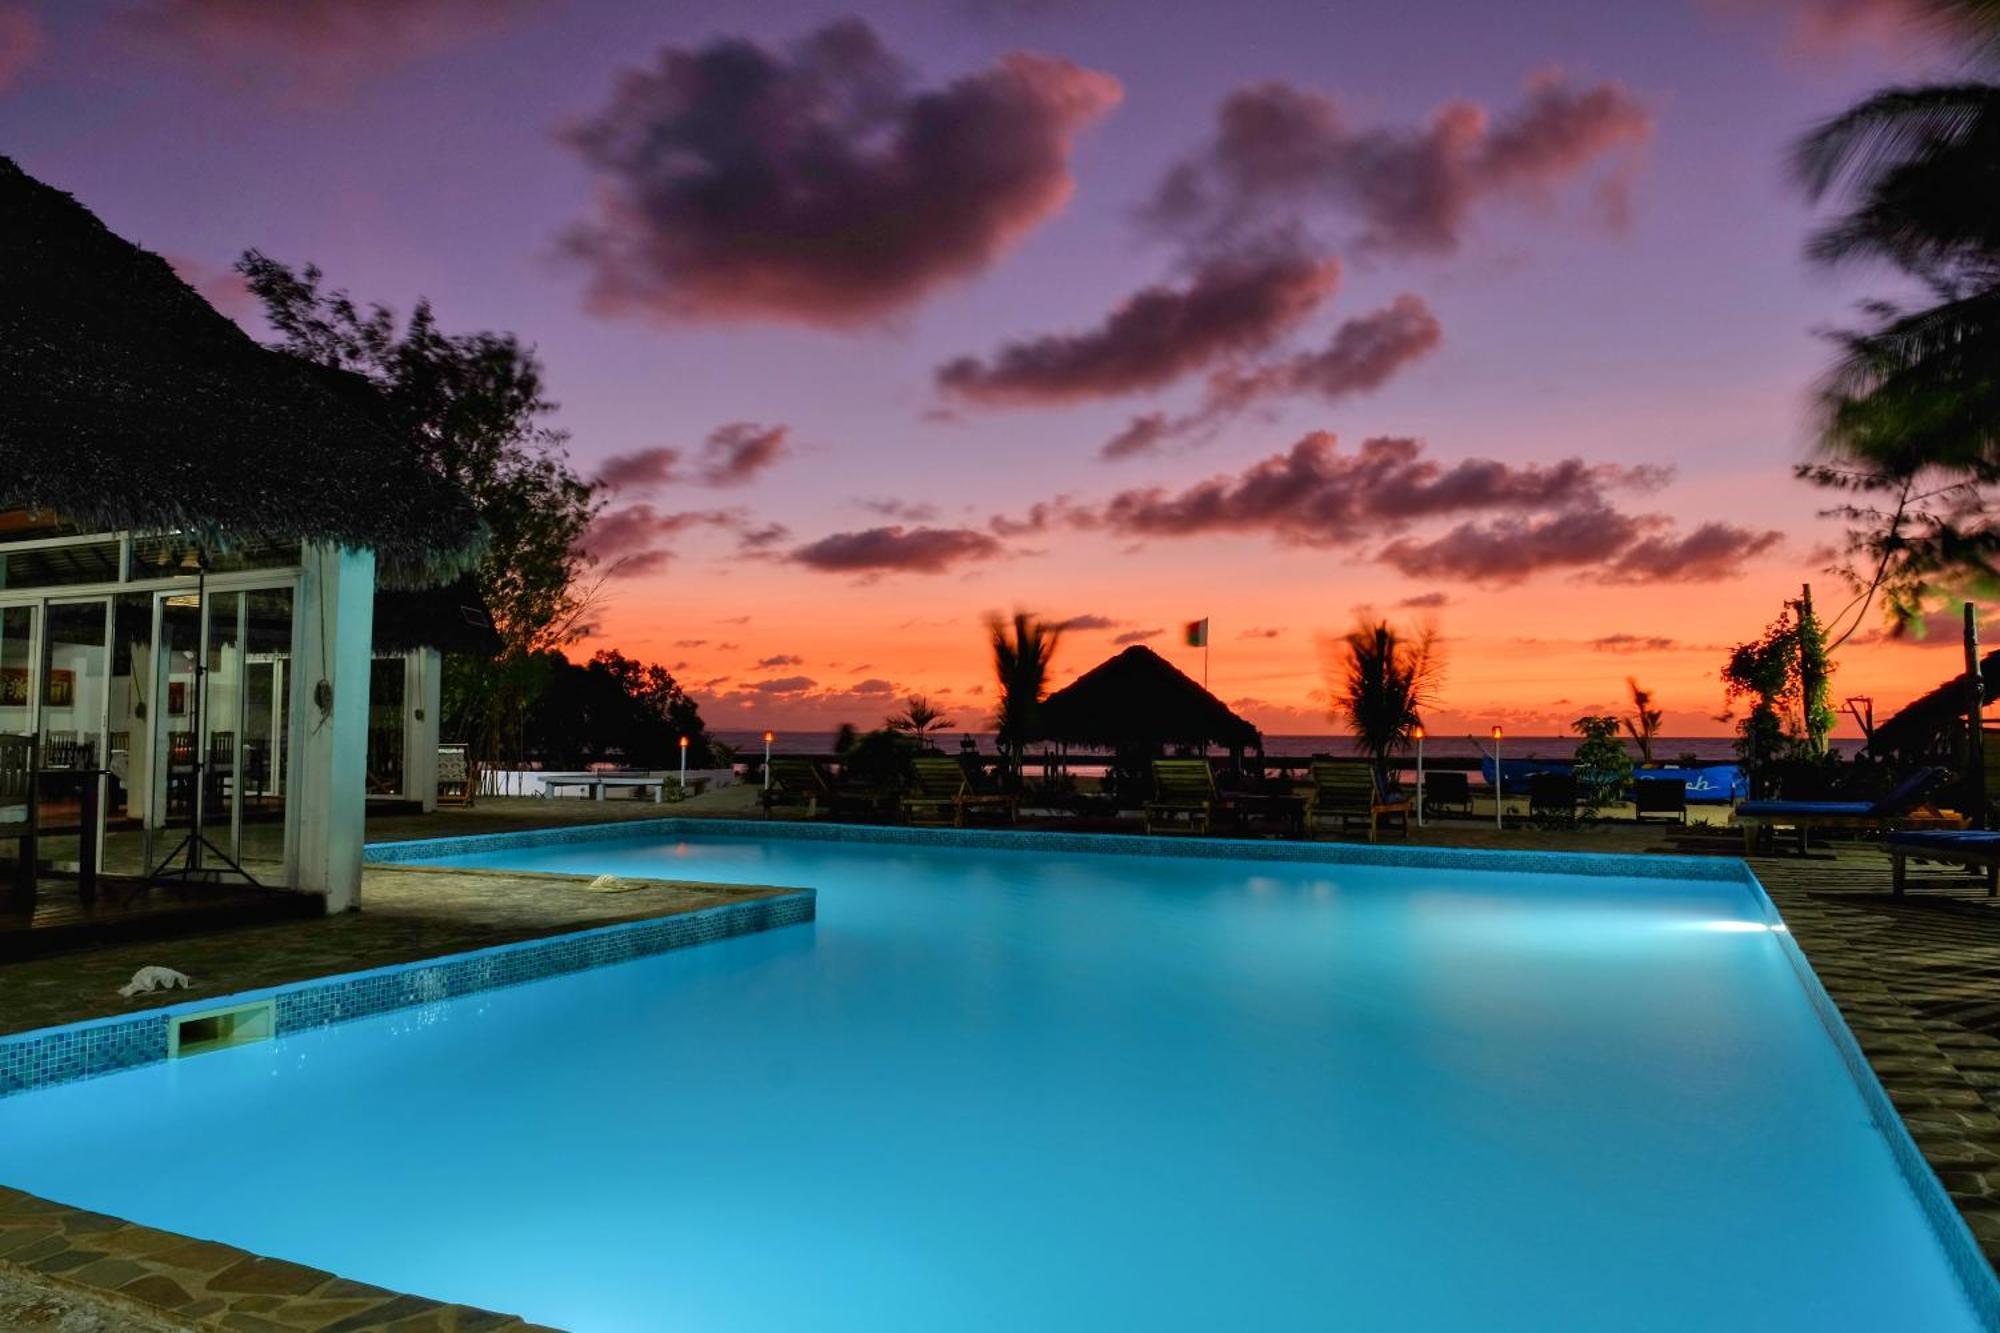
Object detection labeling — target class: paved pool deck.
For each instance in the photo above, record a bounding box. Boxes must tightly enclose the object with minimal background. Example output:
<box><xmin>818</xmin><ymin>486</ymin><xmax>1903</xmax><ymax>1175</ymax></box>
<box><xmin>9</xmin><ymin>795</ymin><xmax>2000</xmax><ymax>1328</ymax></box>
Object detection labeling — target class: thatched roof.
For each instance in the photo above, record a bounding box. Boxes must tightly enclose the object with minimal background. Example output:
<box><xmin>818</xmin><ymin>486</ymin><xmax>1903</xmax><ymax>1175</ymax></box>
<box><xmin>1039</xmin><ymin>645</ymin><xmax>1261</xmax><ymax>751</ymax></box>
<box><xmin>373</xmin><ymin>575</ymin><xmax>503</xmax><ymax>658</ymax></box>
<box><xmin>1870</xmin><ymin>649</ymin><xmax>2000</xmax><ymax>756</ymax></box>
<box><xmin>0</xmin><ymin>156</ymin><xmax>481</xmax><ymax>583</ymax></box>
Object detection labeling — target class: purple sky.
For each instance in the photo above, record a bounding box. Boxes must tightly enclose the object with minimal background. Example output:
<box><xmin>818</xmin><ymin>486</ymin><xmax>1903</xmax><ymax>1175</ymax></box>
<box><xmin>2</xmin><ymin>0</ymin><xmax>1965</xmax><ymax>734</ymax></box>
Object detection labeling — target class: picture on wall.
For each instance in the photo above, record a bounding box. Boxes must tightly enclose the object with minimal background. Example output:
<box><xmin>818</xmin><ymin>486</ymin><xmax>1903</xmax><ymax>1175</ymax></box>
<box><xmin>167</xmin><ymin>681</ymin><xmax>186</xmax><ymax>717</ymax></box>
<box><xmin>43</xmin><ymin>669</ymin><xmax>73</xmax><ymax>708</ymax></box>
<box><xmin>0</xmin><ymin>667</ymin><xmax>24</xmax><ymax>708</ymax></box>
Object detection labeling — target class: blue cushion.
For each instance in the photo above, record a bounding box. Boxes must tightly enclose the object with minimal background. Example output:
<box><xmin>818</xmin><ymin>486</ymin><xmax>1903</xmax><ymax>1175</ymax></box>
<box><xmin>1888</xmin><ymin>830</ymin><xmax>2000</xmax><ymax>850</ymax></box>
<box><xmin>1737</xmin><ymin>800</ymin><xmax>1875</xmax><ymax>817</ymax></box>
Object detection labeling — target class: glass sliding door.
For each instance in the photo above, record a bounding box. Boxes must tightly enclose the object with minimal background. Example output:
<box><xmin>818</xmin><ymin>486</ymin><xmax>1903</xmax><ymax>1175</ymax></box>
<box><xmin>200</xmin><ymin>590</ymin><xmax>242</xmax><ymax>862</ymax></box>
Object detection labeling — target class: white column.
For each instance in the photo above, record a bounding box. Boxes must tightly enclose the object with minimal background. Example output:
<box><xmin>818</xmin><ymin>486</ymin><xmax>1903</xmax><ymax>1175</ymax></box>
<box><xmin>406</xmin><ymin>648</ymin><xmax>442</xmax><ymax>813</ymax></box>
<box><xmin>292</xmin><ymin>544</ymin><xmax>375</xmax><ymax>912</ymax></box>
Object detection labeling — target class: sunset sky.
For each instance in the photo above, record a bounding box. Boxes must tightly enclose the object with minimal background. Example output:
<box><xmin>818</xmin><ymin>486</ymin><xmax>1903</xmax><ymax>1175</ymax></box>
<box><xmin>2</xmin><ymin>0</ymin><xmax>1982</xmax><ymax>737</ymax></box>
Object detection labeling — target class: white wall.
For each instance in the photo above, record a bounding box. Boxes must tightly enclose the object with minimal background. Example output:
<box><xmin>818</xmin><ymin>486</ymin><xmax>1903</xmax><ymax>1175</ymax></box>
<box><xmin>290</xmin><ymin>544</ymin><xmax>374</xmax><ymax>912</ymax></box>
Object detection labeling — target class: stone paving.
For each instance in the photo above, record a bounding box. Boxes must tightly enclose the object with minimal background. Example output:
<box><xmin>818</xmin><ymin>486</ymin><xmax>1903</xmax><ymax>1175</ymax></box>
<box><xmin>0</xmin><ymin>1185</ymin><xmax>556</xmax><ymax>1331</ymax></box>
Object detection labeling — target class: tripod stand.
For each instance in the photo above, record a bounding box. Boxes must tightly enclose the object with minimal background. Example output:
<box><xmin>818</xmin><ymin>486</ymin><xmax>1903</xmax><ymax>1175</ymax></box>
<box><xmin>148</xmin><ymin>546</ymin><xmax>258</xmax><ymax>887</ymax></box>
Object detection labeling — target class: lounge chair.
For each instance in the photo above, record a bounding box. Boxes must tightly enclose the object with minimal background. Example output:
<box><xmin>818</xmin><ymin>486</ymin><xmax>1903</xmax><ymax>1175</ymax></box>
<box><xmin>905</xmin><ymin>755</ymin><xmax>1017</xmax><ymax>828</ymax></box>
<box><xmin>1735</xmin><ymin>765</ymin><xmax>1962</xmax><ymax>854</ymax></box>
<box><xmin>1145</xmin><ymin>759</ymin><xmax>1221</xmax><ymax>835</ymax></box>
<box><xmin>1528</xmin><ymin>772</ymin><xmax>1580</xmax><ymax>824</ymax></box>
<box><xmin>1887</xmin><ymin>829</ymin><xmax>2000</xmax><ymax>896</ymax></box>
<box><xmin>1633</xmin><ymin>777</ymin><xmax>1687</xmax><ymax>825</ymax></box>
<box><xmin>1306</xmin><ymin>762</ymin><xmax>1409</xmax><ymax>841</ymax></box>
<box><xmin>0</xmin><ymin>734</ymin><xmax>36</xmax><ymax>904</ymax></box>
<box><xmin>761</xmin><ymin>757</ymin><xmax>832</xmax><ymax>819</ymax></box>
<box><xmin>1420</xmin><ymin>770</ymin><xmax>1472</xmax><ymax>818</ymax></box>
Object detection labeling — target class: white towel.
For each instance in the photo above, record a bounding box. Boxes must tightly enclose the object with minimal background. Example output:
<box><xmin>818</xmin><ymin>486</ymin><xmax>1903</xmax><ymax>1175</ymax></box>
<box><xmin>118</xmin><ymin>966</ymin><xmax>191</xmax><ymax>998</ymax></box>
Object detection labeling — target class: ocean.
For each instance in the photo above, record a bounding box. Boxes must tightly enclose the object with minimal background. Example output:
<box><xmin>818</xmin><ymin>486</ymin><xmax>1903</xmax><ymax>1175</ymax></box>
<box><xmin>713</xmin><ymin>731</ymin><xmax>1865</xmax><ymax>763</ymax></box>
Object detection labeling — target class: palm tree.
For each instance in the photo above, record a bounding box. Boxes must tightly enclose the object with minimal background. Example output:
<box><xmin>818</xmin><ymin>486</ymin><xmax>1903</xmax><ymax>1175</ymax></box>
<box><xmin>987</xmin><ymin>612</ymin><xmax>1062</xmax><ymax>786</ymax></box>
<box><xmin>1792</xmin><ymin>0</ymin><xmax>2000</xmax><ymax>640</ymax></box>
<box><xmin>1328</xmin><ymin>619</ymin><xmax>1442</xmax><ymax>780</ymax></box>
<box><xmin>1623</xmin><ymin>678</ymin><xmax>1663</xmax><ymax>764</ymax></box>
<box><xmin>886</xmin><ymin>694</ymin><xmax>954</xmax><ymax>747</ymax></box>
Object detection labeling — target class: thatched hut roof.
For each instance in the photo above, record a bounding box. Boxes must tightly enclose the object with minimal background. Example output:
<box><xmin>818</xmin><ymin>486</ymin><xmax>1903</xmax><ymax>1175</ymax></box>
<box><xmin>0</xmin><ymin>156</ymin><xmax>480</xmax><ymax>583</ymax></box>
<box><xmin>1039</xmin><ymin>645</ymin><xmax>1261</xmax><ymax>751</ymax></box>
<box><xmin>373</xmin><ymin>575</ymin><xmax>504</xmax><ymax>658</ymax></box>
<box><xmin>1870</xmin><ymin>649</ymin><xmax>2000</xmax><ymax>757</ymax></box>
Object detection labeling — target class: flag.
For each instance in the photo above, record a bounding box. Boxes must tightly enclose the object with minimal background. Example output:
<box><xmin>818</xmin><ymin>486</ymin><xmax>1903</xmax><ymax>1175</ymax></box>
<box><xmin>1185</xmin><ymin>618</ymin><xmax>1209</xmax><ymax>648</ymax></box>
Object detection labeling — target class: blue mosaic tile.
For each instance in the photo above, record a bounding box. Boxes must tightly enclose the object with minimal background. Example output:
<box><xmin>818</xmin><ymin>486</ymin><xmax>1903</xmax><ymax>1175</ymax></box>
<box><xmin>0</xmin><ymin>891</ymin><xmax>813</xmax><ymax>1099</ymax></box>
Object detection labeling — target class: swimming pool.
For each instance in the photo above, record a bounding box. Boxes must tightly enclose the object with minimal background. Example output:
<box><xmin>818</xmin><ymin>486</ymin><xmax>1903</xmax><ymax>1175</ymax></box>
<box><xmin>0</xmin><ymin>828</ymin><xmax>1991</xmax><ymax>1331</ymax></box>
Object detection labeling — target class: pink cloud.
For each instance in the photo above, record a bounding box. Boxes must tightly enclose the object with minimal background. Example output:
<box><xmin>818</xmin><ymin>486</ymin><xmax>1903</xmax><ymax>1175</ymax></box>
<box><xmin>1145</xmin><ymin>70</ymin><xmax>1653</xmax><ymax>257</ymax></box>
<box><xmin>1101</xmin><ymin>294</ymin><xmax>1442</xmax><ymax>459</ymax></box>
<box><xmin>936</xmin><ymin>248</ymin><xmax>1337</xmax><ymax>404</ymax></box>
<box><xmin>120</xmin><ymin>0</ymin><xmax>542</xmax><ymax>98</ymax></box>
<box><xmin>790</xmin><ymin>524</ymin><xmax>1006</xmax><ymax>576</ymax></box>
<box><xmin>561</xmin><ymin>19</ymin><xmax>1120</xmax><ymax>327</ymax></box>
<box><xmin>598</xmin><ymin>422</ymin><xmax>790</xmax><ymax>492</ymax></box>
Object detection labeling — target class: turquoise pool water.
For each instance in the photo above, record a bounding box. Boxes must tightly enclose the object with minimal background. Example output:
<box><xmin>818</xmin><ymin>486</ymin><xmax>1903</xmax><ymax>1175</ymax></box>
<box><xmin>0</xmin><ymin>834</ymin><xmax>1988</xmax><ymax>1331</ymax></box>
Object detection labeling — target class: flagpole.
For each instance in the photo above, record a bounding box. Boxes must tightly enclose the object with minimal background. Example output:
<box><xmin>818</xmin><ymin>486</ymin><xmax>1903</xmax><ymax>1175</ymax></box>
<box><xmin>1204</xmin><ymin>613</ymin><xmax>1210</xmax><ymax>689</ymax></box>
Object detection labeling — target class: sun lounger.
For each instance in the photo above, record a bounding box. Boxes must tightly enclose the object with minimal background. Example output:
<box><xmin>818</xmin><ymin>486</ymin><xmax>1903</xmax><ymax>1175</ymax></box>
<box><xmin>1633</xmin><ymin>777</ymin><xmax>1687</xmax><ymax>825</ymax></box>
<box><xmin>1145</xmin><ymin>759</ymin><xmax>1222</xmax><ymax>835</ymax></box>
<box><xmin>1421</xmin><ymin>770</ymin><xmax>1472</xmax><ymax>818</ymax></box>
<box><xmin>1528</xmin><ymin>772</ymin><xmax>1580</xmax><ymax>824</ymax></box>
<box><xmin>761</xmin><ymin>757</ymin><xmax>832</xmax><ymax>819</ymax></box>
<box><xmin>1736</xmin><ymin>766</ymin><xmax>1962</xmax><ymax>854</ymax></box>
<box><xmin>1888</xmin><ymin>829</ymin><xmax>2000</xmax><ymax>896</ymax></box>
<box><xmin>906</xmin><ymin>755</ymin><xmax>1017</xmax><ymax>828</ymax></box>
<box><xmin>1306</xmin><ymin>761</ymin><xmax>1409</xmax><ymax>841</ymax></box>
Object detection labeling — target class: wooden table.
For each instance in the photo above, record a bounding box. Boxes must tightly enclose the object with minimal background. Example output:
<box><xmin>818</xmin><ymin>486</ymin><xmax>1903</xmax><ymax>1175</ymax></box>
<box><xmin>35</xmin><ymin>767</ymin><xmax>105</xmax><ymax>907</ymax></box>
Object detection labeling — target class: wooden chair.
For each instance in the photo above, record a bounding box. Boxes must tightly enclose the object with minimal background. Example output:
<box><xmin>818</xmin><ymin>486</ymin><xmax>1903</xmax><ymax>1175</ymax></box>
<box><xmin>0</xmin><ymin>733</ymin><xmax>37</xmax><ymax>901</ymax></box>
<box><xmin>906</xmin><ymin>755</ymin><xmax>1016</xmax><ymax>828</ymax></box>
<box><xmin>761</xmin><ymin>757</ymin><xmax>832</xmax><ymax>819</ymax></box>
<box><xmin>436</xmin><ymin>742</ymin><xmax>475</xmax><ymax>808</ymax></box>
<box><xmin>1306</xmin><ymin>762</ymin><xmax>1410</xmax><ymax>841</ymax></box>
<box><xmin>1146</xmin><ymin>759</ymin><xmax>1222</xmax><ymax>835</ymax></box>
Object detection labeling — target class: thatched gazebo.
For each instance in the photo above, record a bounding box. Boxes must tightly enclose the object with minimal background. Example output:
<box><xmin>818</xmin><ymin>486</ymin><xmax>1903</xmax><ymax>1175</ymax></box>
<box><xmin>1869</xmin><ymin>649</ymin><xmax>2000</xmax><ymax>766</ymax></box>
<box><xmin>0</xmin><ymin>156</ymin><xmax>485</xmax><ymax>911</ymax></box>
<box><xmin>1038</xmin><ymin>645</ymin><xmax>1262</xmax><ymax>770</ymax></box>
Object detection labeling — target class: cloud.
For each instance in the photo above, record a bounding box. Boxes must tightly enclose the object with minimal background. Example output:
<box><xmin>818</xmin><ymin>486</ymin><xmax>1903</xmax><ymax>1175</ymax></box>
<box><xmin>1238</xmin><ymin>627</ymin><xmax>1281</xmax><ymax>639</ymax></box>
<box><xmin>697</xmin><ymin>422</ymin><xmax>788</xmax><ymax>485</ymax></box>
<box><xmin>120</xmin><ymin>0</ymin><xmax>540</xmax><ymax>98</ymax></box>
<box><xmin>583</xmin><ymin>503</ymin><xmax>759</xmax><ymax>576</ymax></box>
<box><xmin>1599</xmin><ymin>522</ymin><xmax>1784</xmax><ymax>583</ymax></box>
<box><xmin>1100</xmin><ymin>294</ymin><xmax>1442</xmax><ymax>458</ymax></box>
<box><xmin>1112</xmin><ymin>628</ymin><xmax>1164</xmax><ymax>644</ymax></box>
<box><xmin>790</xmin><ymin>524</ymin><xmax>1005</xmax><ymax>575</ymax></box>
<box><xmin>936</xmin><ymin>248</ymin><xmax>1337</xmax><ymax>404</ymax></box>
<box><xmin>1397</xmin><ymin>591</ymin><xmax>1450</xmax><ymax>609</ymax></box>
<box><xmin>748</xmin><ymin>675</ymin><xmax>817</xmax><ymax>695</ymax></box>
<box><xmin>1376</xmin><ymin>505</ymin><xmax>1647</xmax><ymax>582</ymax></box>
<box><xmin>560</xmin><ymin>19</ymin><xmax>1120</xmax><ymax>327</ymax></box>
<box><xmin>599</xmin><ymin>421</ymin><xmax>790</xmax><ymax>491</ymax></box>
<box><xmin>1088</xmin><ymin>432</ymin><xmax>1662</xmax><ymax>547</ymax></box>
<box><xmin>1057</xmin><ymin>613</ymin><xmax>1120</xmax><ymax>631</ymax></box>
<box><xmin>0</xmin><ymin>3</ymin><xmax>44</xmax><ymax>94</ymax></box>
<box><xmin>1378</xmin><ymin>512</ymin><xmax>1782</xmax><ymax>586</ymax></box>
<box><xmin>856</xmin><ymin>497</ymin><xmax>940</xmax><ymax>521</ymax></box>
<box><xmin>755</xmin><ymin>654</ymin><xmax>806</xmax><ymax>668</ymax></box>
<box><xmin>1143</xmin><ymin>70</ymin><xmax>1652</xmax><ymax>257</ymax></box>
<box><xmin>1590</xmin><ymin>633</ymin><xmax>1679</xmax><ymax>652</ymax></box>
<box><xmin>164</xmin><ymin>254</ymin><xmax>260</xmax><ymax>324</ymax></box>
<box><xmin>597</xmin><ymin>446</ymin><xmax>682</xmax><ymax>491</ymax></box>
<box><xmin>1713</xmin><ymin>0</ymin><xmax>1934</xmax><ymax>54</ymax></box>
